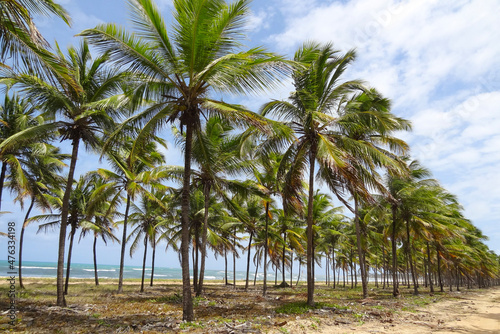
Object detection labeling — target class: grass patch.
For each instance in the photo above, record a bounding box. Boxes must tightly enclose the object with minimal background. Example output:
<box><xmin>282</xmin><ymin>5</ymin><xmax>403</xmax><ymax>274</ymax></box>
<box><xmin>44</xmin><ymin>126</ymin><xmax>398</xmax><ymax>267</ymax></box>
<box><xmin>179</xmin><ymin>321</ymin><xmax>205</xmax><ymax>329</ymax></box>
<box><xmin>275</xmin><ymin>301</ymin><xmax>342</xmax><ymax>315</ymax></box>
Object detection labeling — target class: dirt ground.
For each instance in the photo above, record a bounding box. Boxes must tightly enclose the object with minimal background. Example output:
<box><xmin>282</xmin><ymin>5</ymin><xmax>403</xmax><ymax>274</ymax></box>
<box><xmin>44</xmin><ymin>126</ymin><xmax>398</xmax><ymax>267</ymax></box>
<box><xmin>1</xmin><ymin>279</ymin><xmax>499</xmax><ymax>333</ymax></box>
<box><xmin>276</xmin><ymin>288</ymin><xmax>500</xmax><ymax>334</ymax></box>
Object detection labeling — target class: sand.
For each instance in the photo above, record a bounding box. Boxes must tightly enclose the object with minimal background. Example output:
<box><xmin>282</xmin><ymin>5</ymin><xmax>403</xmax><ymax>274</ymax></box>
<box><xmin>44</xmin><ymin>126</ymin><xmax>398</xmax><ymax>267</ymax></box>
<box><xmin>277</xmin><ymin>287</ymin><xmax>500</xmax><ymax>334</ymax></box>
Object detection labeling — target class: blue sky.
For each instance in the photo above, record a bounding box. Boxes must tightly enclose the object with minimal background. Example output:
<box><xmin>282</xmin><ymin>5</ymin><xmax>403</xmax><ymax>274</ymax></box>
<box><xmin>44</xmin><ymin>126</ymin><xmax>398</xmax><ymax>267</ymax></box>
<box><xmin>1</xmin><ymin>0</ymin><xmax>499</xmax><ymax>272</ymax></box>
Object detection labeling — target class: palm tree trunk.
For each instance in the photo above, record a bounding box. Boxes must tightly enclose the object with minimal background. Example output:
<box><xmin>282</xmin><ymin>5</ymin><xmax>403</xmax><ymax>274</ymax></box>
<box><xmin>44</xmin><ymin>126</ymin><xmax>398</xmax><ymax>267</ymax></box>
<box><xmin>296</xmin><ymin>261</ymin><xmax>301</xmax><ymax>286</ymax></box>
<box><xmin>233</xmin><ymin>228</ymin><xmax>236</xmax><ymax>288</ymax></box>
<box><xmin>290</xmin><ymin>251</ymin><xmax>293</xmax><ymax>287</ymax></box>
<box><xmin>19</xmin><ymin>196</ymin><xmax>35</xmax><ymax>289</ymax></box>
<box><xmin>282</xmin><ymin>233</ymin><xmax>286</xmax><ymax>285</ymax></box>
<box><xmin>391</xmin><ymin>205</ymin><xmax>399</xmax><ymax>297</ymax></box>
<box><xmin>118</xmin><ymin>194</ymin><xmax>131</xmax><ymax>293</ymax></box>
<box><xmin>150</xmin><ymin>237</ymin><xmax>156</xmax><ymax>287</ymax></box>
<box><xmin>405</xmin><ymin>219</ymin><xmax>419</xmax><ymax>295</ymax></box>
<box><xmin>254</xmin><ymin>258</ymin><xmax>259</xmax><ymax>286</ymax></box>
<box><xmin>436</xmin><ymin>246</ymin><xmax>444</xmax><ymax>292</ymax></box>
<box><xmin>325</xmin><ymin>254</ymin><xmax>329</xmax><ymax>285</ymax></box>
<box><xmin>196</xmin><ymin>184</ymin><xmax>210</xmax><ymax>296</ymax></box>
<box><xmin>193</xmin><ymin>225</ymin><xmax>199</xmax><ymax>292</ymax></box>
<box><xmin>350</xmin><ymin>249</ymin><xmax>354</xmax><ymax>289</ymax></box>
<box><xmin>382</xmin><ymin>244</ymin><xmax>386</xmax><ymax>289</ymax></box>
<box><xmin>140</xmin><ymin>235</ymin><xmax>148</xmax><ymax>293</ymax></box>
<box><xmin>224</xmin><ymin>248</ymin><xmax>228</xmax><ymax>285</ymax></box>
<box><xmin>353</xmin><ymin>197</ymin><xmax>368</xmax><ymax>298</ymax></box>
<box><xmin>245</xmin><ymin>231</ymin><xmax>253</xmax><ymax>291</ymax></box>
<box><xmin>57</xmin><ymin>136</ymin><xmax>80</xmax><ymax>306</ymax></box>
<box><xmin>0</xmin><ymin>161</ymin><xmax>7</xmax><ymax>210</ymax></box>
<box><xmin>263</xmin><ymin>201</ymin><xmax>270</xmax><ymax>296</ymax></box>
<box><xmin>93</xmin><ymin>235</ymin><xmax>99</xmax><ymax>286</ymax></box>
<box><xmin>306</xmin><ymin>149</ymin><xmax>316</xmax><ymax>306</ymax></box>
<box><xmin>427</xmin><ymin>242</ymin><xmax>434</xmax><ymax>293</ymax></box>
<box><xmin>180</xmin><ymin>121</ymin><xmax>194</xmax><ymax>321</ymax></box>
<box><xmin>64</xmin><ymin>224</ymin><xmax>76</xmax><ymax>295</ymax></box>
<box><xmin>332</xmin><ymin>244</ymin><xmax>336</xmax><ymax>289</ymax></box>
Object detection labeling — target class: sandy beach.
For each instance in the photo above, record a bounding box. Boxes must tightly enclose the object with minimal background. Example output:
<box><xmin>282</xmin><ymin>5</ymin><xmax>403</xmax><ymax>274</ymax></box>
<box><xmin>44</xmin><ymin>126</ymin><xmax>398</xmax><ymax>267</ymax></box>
<box><xmin>278</xmin><ymin>288</ymin><xmax>500</xmax><ymax>334</ymax></box>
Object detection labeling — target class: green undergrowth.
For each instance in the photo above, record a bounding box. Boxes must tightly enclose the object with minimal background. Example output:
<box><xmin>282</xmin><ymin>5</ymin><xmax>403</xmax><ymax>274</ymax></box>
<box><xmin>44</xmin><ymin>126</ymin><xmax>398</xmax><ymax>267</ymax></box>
<box><xmin>275</xmin><ymin>301</ymin><xmax>345</xmax><ymax>314</ymax></box>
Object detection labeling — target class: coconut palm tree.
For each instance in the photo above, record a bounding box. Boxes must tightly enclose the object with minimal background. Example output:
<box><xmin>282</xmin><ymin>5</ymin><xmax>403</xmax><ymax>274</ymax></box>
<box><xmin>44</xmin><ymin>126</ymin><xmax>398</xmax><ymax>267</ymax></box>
<box><xmin>98</xmin><ymin>136</ymin><xmax>166</xmax><ymax>293</ymax></box>
<box><xmin>235</xmin><ymin>195</ymin><xmax>264</xmax><ymax>290</ymax></box>
<box><xmin>169</xmin><ymin>116</ymin><xmax>256</xmax><ymax>295</ymax></box>
<box><xmin>128</xmin><ymin>191</ymin><xmax>168</xmax><ymax>292</ymax></box>
<box><xmin>252</xmin><ymin>152</ymin><xmax>283</xmax><ymax>296</ymax></box>
<box><xmin>261</xmin><ymin>42</ymin><xmax>373</xmax><ymax>306</ymax></box>
<box><xmin>0</xmin><ymin>89</ymin><xmax>51</xmax><ymax>210</ymax></box>
<box><xmin>332</xmin><ymin>89</ymin><xmax>411</xmax><ymax>298</ymax></box>
<box><xmin>13</xmin><ymin>143</ymin><xmax>67</xmax><ymax>289</ymax></box>
<box><xmin>0</xmin><ymin>40</ymin><xmax>129</xmax><ymax>306</ymax></box>
<box><xmin>78</xmin><ymin>175</ymin><xmax>121</xmax><ymax>286</ymax></box>
<box><xmin>81</xmin><ymin>0</ymin><xmax>290</xmax><ymax>320</ymax></box>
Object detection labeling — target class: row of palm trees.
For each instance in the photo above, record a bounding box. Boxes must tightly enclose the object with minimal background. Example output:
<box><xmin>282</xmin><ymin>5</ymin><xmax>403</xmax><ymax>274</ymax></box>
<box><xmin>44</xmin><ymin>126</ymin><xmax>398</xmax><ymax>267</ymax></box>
<box><xmin>1</xmin><ymin>0</ymin><xmax>499</xmax><ymax>322</ymax></box>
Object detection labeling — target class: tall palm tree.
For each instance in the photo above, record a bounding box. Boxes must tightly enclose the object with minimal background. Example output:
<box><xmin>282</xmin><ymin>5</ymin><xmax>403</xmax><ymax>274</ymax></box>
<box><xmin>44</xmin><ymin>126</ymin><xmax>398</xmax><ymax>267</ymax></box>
<box><xmin>262</xmin><ymin>42</ymin><xmax>369</xmax><ymax>306</ymax></box>
<box><xmin>81</xmin><ymin>0</ymin><xmax>290</xmax><ymax>320</ymax></box>
<box><xmin>170</xmin><ymin>116</ymin><xmax>256</xmax><ymax>295</ymax></box>
<box><xmin>333</xmin><ymin>89</ymin><xmax>410</xmax><ymax>298</ymax></box>
<box><xmin>13</xmin><ymin>143</ymin><xmax>67</xmax><ymax>289</ymax></box>
<box><xmin>128</xmin><ymin>192</ymin><xmax>167</xmax><ymax>293</ymax></box>
<box><xmin>1</xmin><ymin>40</ymin><xmax>129</xmax><ymax>306</ymax></box>
<box><xmin>98</xmin><ymin>136</ymin><xmax>166</xmax><ymax>293</ymax></box>
<box><xmin>252</xmin><ymin>152</ymin><xmax>282</xmax><ymax>296</ymax></box>
<box><xmin>0</xmin><ymin>89</ymin><xmax>50</xmax><ymax>210</ymax></box>
<box><xmin>237</xmin><ymin>195</ymin><xmax>264</xmax><ymax>290</ymax></box>
<box><xmin>78</xmin><ymin>175</ymin><xmax>121</xmax><ymax>286</ymax></box>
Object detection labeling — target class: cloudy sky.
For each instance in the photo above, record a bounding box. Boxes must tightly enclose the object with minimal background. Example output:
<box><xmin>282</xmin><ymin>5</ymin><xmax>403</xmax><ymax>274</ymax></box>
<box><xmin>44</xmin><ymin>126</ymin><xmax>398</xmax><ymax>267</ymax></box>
<box><xmin>1</xmin><ymin>0</ymin><xmax>499</xmax><ymax>270</ymax></box>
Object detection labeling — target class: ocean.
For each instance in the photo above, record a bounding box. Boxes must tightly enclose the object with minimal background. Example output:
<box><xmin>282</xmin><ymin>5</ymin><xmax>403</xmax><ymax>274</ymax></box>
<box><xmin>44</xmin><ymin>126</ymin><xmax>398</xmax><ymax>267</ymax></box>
<box><xmin>0</xmin><ymin>260</ymin><xmax>313</xmax><ymax>281</ymax></box>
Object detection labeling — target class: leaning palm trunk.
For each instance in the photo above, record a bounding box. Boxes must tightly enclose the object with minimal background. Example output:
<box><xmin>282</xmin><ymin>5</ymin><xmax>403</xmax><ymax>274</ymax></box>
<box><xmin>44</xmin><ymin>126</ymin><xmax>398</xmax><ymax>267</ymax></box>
<box><xmin>296</xmin><ymin>261</ymin><xmax>301</xmax><ymax>286</ymax></box>
<box><xmin>118</xmin><ymin>194</ymin><xmax>131</xmax><ymax>293</ymax></box>
<box><xmin>254</xmin><ymin>259</ymin><xmax>259</xmax><ymax>286</ymax></box>
<box><xmin>93</xmin><ymin>235</ymin><xmax>99</xmax><ymax>286</ymax></box>
<box><xmin>180</xmin><ymin>123</ymin><xmax>194</xmax><ymax>321</ymax></box>
<box><xmin>0</xmin><ymin>162</ymin><xmax>7</xmax><ymax>210</ymax></box>
<box><xmin>353</xmin><ymin>198</ymin><xmax>368</xmax><ymax>298</ymax></box>
<box><xmin>150</xmin><ymin>237</ymin><xmax>156</xmax><ymax>286</ymax></box>
<box><xmin>57</xmin><ymin>137</ymin><xmax>80</xmax><ymax>306</ymax></box>
<box><xmin>196</xmin><ymin>185</ymin><xmax>210</xmax><ymax>296</ymax></box>
<box><xmin>19</xmin><ymin>196</ymin><xmax>35</xmax><ymax>289</ymax></box>
<box><xmin>64</xmin><ymin>225</ymin><xmax>77</xmax><ymax>295</ymax></box>
<box><xmin>245</xmin><ymin>232</ymin><xmax>253</xmax><ymax>291</ymax></box>
<box><xmin>140</xmin><ymin>235</ymin><xmax>148</xmax><ymax>293</ymax></box>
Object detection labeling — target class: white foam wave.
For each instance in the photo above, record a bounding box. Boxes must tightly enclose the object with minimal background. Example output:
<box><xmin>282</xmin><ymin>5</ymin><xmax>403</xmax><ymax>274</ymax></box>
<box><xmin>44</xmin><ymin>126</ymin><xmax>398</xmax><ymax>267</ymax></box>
<box><xmin>83</xmin><ymin>269</ymin><xmax>116</xmax><ymax>272</ymax></box>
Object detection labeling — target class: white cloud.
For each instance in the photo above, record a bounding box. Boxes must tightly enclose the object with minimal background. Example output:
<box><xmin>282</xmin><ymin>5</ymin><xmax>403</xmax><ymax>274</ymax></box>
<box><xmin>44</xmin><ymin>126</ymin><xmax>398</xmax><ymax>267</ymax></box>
<box><xmin>267</xmin><ymin>0</ymin><xmax>500</xmax><ymax>253</ymax></box>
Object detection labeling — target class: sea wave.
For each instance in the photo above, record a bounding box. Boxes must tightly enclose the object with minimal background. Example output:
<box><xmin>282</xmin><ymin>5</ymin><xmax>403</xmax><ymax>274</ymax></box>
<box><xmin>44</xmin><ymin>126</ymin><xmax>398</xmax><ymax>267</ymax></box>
<box><xmin>23</xmin><ymin>266</ymin><xmax>57</xmax><ymax>270</ymax></box>
<box><xmin>82</xmin><ymin>269</ymin><xmax>116</xmax><ymax>272</ymax></box>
